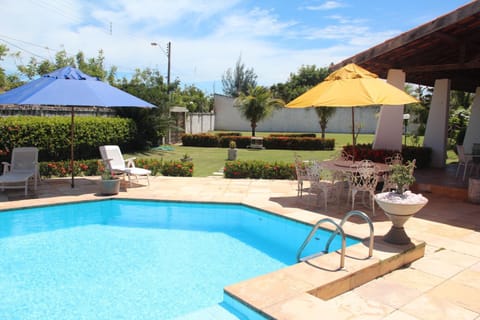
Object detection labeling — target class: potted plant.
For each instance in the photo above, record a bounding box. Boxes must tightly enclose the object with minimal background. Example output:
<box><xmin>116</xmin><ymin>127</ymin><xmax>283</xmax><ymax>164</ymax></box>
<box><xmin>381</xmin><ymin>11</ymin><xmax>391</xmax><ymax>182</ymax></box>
<box><xmin>100</xmin><ymin>169</ymin><xmax>121</xmax><ymax>195</ymax></box>
<box><xmin>180</xmin><ymin>153</ymin><xmax>193</xmax><ymax>162</ymax></box>
<box><xmin>227</xmin><ymin>140</ymin><xmax>237</xmax><ymax>161</ymax></box>
<box><xmin>375</xmin><ymin>161</ymin><xmax>428</xmax><ymax>244</ymax></box>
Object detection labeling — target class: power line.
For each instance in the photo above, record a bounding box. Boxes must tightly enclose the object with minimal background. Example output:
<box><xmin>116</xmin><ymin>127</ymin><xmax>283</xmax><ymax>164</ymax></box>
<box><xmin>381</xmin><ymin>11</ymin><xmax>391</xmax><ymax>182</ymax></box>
<box><xmin>0</xmin><ymin>38</ymin><xmax>49</xmax><ymax>60</ymax></box>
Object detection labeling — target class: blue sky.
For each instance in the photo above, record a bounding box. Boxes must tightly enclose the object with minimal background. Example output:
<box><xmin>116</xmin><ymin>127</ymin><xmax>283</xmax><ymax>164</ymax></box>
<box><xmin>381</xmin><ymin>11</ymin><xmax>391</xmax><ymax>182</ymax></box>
<box><xmin>0</xmin><ymin>0</ymin><xmax>472</xmax><ymax>94</ymax></box>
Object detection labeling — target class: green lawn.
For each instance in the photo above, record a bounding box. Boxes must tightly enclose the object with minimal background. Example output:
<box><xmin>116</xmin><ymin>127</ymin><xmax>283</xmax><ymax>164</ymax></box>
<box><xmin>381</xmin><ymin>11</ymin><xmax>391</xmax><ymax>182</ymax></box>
<box><xmin>130</xmin><ymin>133</ymin><xmax>457</xmax><ymax>177</ymax></box>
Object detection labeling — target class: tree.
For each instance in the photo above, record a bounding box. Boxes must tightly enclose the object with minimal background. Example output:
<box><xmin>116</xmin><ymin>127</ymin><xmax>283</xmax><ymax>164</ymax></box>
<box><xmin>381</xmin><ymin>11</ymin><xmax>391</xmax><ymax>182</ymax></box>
<box><xmin>222</xmin><ymin>56</ymin><xmax>257</xmax><ymax>97</ymax></box>
<box><xmin>170</xmin><ymin>85</ymin><xmax>213</xmax><ymax>112</ymax></box>
<box><xmin>234</xmin><ymin>86</ymin><xmax>284</xmax><ymax>136</ymax></box>
<box><xmin>315</xmin><ymin>107</ymin><xmax>337</xmax><ymax>138</ymax></box>
<box><xmin>271</xmin><ymin>65</ymin><xmax>334</xmax><ymax>137</ymax></box>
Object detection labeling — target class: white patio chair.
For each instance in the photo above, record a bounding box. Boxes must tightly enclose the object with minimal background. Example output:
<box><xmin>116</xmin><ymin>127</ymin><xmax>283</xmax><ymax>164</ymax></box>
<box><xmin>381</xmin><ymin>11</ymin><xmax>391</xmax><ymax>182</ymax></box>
<box><xmin>305</xmin><ymin>160</ymin><xmax>335</xmax><ymax>210</ymax></box>
<box><xmin>348</xmin><ymin>160</ymin><xmax>378</xmax><ymax>216</ymax></box>
<box><xmin>99</xmin><ymin>145</ymin><xmax>151</xmax><ymax>187</ymax></box>
<box><xmin>384</xmin><ymin>152</ymin><xmax>403</xmax><ymax>165</ymax></box>
<box><xmin>294</xmin><ymin>154</ymin><xmax>310</xmax><ymax>197</ymax></box>
<box><xmin>0</xmin><ymin>147</ymin><xmax>39</xmax><ymax>196</ymax></box>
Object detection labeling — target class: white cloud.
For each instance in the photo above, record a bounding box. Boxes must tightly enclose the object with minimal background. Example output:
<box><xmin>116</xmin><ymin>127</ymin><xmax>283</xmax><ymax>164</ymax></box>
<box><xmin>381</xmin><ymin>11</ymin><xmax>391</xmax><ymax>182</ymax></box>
<box><xmin>0</xmin><ymin>0</ymin><xmax>415</xmax><ymax>94</ymax></box>
<box><xmin>303</xmin><ymin>1</ymin><xmax>346</xmax><ymax>11</ymax></box>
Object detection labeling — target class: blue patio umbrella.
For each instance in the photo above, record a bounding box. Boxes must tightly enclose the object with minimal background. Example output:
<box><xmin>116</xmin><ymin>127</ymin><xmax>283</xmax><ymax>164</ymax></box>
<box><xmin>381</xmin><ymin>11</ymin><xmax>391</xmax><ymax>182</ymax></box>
<box><xmin>0</xmin><ymin>66</ymin><xmax>156</xmax><ymax>188</ymax></box>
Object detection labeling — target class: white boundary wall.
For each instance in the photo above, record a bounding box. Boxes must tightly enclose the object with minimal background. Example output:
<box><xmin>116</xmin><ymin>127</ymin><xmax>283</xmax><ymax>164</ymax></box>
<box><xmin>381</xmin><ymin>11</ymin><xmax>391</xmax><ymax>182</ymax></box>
<box><xmin>185</xmin><ymin>112</ymin><xmax>215</xmax><ymax>134</ymax></box>
<box><xmin>214</xmin><ymin>94</ymin><xmax>379</xmax><ymax>133</ymax></box>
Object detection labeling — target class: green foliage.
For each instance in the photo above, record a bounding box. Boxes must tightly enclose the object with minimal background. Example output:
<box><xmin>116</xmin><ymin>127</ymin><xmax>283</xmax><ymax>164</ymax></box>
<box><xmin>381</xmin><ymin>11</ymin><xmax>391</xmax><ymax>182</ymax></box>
<box><xmin>270</xmin><ymin>65</ymin><xmax>330</xmax><ymax>103</ymax></box>
<box><xmin>183</xmin><ymin>133</ymin><xmax>334</xmax><ymax>150</ymax></box>
<box><xmin>181</xmin><ymin>134</ymin><xmax>219</xmax><ymax>147</ymax></box>
<box><xmin>0</xmin><ymin>116</ymin><xmax>135</xmax><ymax>162</ymax></box>
<box><xmin>389</xmin><ymin>162</ymin><xmax>416</xmax><ymax>194</ymax></box>
<box><xmin>224</xmin><ymin>160</ymin><xmax>296</xmax><ymax>179</ymax></box>
<box><xmin>39</xmin><ymin>157</ymin><xmax>192</xmax><ymax>178</ymax></box>
<box><xmin>160</xmin><ymin>160</ymin><xmax>193</xmax><ymax>177</ymax></box>
<box><xmin>216</xmin><ymin>132</ymin><xmax>242</xmax><ymax>137</ymax></box>
<box><xmin>263</xmin><ymin>137</ymin><xmax>335</xmax><ymax>150</ymax></box>
<box><xmin>218</xmin><ymin>136</ymin><xmax>251</xmax><ymax>148</ymax></box>
<box><xmin>269</xmin><ymin>133</ymin><xmax>316</xmax><ymax>138</ymax></box>
<box><xmin>222</xmin><ymin>56</ymin><xmax>258</xmax><ymax>97</ymax></box>
<box><xmin>40</xmin><ymin>159</ymin><xmax>100</xmax><ymax>178</ymax></box>
<box><xmin>234</xmin><ymin>85</ymin><xmax>284</xmax><ymax>136</ymax></box>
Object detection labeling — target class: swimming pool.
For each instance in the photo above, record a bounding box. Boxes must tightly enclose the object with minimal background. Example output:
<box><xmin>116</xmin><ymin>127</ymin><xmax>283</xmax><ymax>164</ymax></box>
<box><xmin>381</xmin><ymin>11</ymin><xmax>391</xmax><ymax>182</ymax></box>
<box><xmin>0</xmin><ymin>199</ymin><xmax>359</xmax><ymax>319</ymax></box>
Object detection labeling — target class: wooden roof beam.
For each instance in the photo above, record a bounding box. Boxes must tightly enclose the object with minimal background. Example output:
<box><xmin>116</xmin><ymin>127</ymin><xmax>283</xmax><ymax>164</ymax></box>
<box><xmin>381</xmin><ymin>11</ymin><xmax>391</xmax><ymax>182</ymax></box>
<box><xmin>404</xmin><ymin>62</ymin><xmax>480</xmax><ymax>73</ymax></box>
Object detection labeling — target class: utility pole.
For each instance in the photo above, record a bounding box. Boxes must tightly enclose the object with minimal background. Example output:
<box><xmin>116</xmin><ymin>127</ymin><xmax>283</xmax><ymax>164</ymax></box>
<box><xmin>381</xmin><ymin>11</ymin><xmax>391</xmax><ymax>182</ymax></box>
<box><xmin>150</xmin><ymin>41</ymin><xmax>171</xmax><ymax>93</ymax></box>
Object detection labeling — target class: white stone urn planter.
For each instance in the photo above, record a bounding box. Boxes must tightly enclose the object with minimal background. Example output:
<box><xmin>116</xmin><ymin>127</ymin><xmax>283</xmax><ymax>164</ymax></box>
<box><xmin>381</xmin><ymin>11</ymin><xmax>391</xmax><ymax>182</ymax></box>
<box><xmin>375</xmin><ymin>191</ymin><xmax>428</xmax><ymax>245</ymax></box>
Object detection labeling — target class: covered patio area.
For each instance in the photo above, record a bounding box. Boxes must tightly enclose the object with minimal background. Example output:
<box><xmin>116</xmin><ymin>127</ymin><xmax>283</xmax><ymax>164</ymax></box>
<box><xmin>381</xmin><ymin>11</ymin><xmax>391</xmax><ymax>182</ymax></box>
<box><xmin>332</xmin><ymin>0</ymin><xmax>480</xmax><ymax>169</ymax></box>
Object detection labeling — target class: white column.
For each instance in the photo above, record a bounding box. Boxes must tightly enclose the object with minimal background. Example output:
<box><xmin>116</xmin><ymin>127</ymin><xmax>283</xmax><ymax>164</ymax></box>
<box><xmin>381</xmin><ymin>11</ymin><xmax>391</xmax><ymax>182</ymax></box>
<box><xmin>372</xmin><ymin>69</ymin><xmax>405</xmax><ymax>151</ymax></box>
<box><xmin>463</xmin><ymin>87</ymin><xmax>480</xmax><ymax>153</ymax></box>
<box><xmin>423</xmin><ymin>79</ymin><xmax>451</xmax><ymax>168</ymax></box>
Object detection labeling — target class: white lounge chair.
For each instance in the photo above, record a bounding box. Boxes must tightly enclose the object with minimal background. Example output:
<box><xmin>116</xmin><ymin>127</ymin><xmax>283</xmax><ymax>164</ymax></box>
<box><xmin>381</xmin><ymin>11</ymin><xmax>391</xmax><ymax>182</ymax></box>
<box><xmin>99</xmin><ymin>145</ymin><xmax>151</xmax><ymax>187</ymax></box>
<box><xmin>0</xmin><ymin>147</ymin><xmax>39</xmax><ymax>196</ymax></box>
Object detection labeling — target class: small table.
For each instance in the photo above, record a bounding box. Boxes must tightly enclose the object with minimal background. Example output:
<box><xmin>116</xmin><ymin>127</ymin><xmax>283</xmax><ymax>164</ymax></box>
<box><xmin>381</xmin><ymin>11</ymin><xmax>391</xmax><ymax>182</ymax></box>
<box><xmin>319</xmin><ymin>159</ymin><xmax>391</xmax><ymax>174</ymax></box>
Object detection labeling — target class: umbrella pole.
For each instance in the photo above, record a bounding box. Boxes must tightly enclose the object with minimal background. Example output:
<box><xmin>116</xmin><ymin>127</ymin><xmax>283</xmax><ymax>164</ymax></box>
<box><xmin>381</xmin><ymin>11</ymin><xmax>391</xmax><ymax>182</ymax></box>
<box><xmin>71</xmin><ymin>107</ymin><xmax>75</xmax><ymax>188</ymax></box>
<box><xmin>351</xmin><ymin>107</ymin><xmax>355</xmax><ymax>162</ymax></box>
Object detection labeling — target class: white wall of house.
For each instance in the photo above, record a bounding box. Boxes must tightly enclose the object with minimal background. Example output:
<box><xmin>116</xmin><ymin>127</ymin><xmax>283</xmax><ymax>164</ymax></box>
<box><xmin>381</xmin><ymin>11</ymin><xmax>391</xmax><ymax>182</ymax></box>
<box><xmin>214</xmin><ymin>94</ymin><xmax>380</xmax><ymax>134</ymax></box>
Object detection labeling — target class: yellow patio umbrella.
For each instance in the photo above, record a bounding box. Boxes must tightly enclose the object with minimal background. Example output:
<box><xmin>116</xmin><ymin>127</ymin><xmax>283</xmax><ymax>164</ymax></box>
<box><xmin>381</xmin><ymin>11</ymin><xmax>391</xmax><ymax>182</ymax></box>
<box><xmin>286</xmin><ymin>63</ymin><xmax>418</xmax><ymax>160</ymax></box>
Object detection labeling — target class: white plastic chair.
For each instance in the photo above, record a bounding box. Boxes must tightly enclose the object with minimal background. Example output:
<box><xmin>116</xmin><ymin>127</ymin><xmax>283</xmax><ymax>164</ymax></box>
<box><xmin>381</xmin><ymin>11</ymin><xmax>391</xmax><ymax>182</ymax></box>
<box><xmin>0</xmin><ymin>147</ymin><xmax>39</xmax><ymax>196</ymax></box>
<box><xmin>99</xmin><ymin>145</ymin><xmax>151</xmax><ymax>186</ymax></box>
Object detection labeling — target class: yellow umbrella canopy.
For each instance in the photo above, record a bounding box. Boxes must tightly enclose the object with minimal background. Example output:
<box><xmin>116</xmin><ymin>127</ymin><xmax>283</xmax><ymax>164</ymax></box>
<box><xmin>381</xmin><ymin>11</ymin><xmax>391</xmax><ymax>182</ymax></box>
<box><xmin>286</xmin><ymin>63</ymin><xmax>418</xmax><ymax>107</ymax></box>
<box><xmin>286</xmin><ymin>63</ymin><xmax>418</xmax><ymax>159</ymax></box>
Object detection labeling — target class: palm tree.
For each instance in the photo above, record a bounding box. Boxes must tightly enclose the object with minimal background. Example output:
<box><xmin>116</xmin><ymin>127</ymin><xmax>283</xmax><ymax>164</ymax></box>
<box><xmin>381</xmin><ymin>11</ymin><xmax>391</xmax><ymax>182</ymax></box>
<box><xmin>234</xmin><ymin>86</ymin><xmax>284</xmax><ymax>136</ymax></box>
<box><xmin>314</xmin><ymin>107</ymin><xmax>336</xmax><ymax>138</ymax></box>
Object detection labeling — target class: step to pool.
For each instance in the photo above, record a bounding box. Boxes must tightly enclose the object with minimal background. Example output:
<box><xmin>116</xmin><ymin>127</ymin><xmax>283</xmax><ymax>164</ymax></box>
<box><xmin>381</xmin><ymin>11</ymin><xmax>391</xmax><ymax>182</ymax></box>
<box><xmin>225</xmin><ymin>237</ymin><xmax>425</xmax><ymax>320</ymax></box>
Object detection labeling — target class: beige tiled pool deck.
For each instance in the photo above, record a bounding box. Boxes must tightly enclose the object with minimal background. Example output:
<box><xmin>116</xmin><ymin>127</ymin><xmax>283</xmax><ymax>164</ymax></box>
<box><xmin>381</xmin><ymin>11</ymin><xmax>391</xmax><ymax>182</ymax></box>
<box><xmin>1</xmin><ymin>174</ymin><xmax>479</xmax><ymax>319</ymax></box>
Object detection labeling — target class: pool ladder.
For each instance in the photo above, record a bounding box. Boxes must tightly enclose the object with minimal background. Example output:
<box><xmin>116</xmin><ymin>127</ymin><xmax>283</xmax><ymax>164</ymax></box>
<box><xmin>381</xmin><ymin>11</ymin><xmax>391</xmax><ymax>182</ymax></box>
<box><xmin>296</xmin><ymin>210</ymin><xmax>374</xmax><ymax>269</ymax></box>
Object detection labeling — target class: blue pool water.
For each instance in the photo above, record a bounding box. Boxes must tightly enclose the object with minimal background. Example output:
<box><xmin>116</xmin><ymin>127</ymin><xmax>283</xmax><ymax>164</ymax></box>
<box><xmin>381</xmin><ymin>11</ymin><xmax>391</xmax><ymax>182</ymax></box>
<box><xmin>0</xmin><ymin>199</ymin><xmax>359</xmax><ymax>319</ymax></box>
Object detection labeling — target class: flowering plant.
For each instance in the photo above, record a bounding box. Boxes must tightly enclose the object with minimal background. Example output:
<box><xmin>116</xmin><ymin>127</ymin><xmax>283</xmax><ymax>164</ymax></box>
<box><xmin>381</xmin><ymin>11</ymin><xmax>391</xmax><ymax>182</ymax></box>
<box><xmin>101</xmin><ymin>169</ymin><xmax>117</xmax><ymax>180</ymax></box>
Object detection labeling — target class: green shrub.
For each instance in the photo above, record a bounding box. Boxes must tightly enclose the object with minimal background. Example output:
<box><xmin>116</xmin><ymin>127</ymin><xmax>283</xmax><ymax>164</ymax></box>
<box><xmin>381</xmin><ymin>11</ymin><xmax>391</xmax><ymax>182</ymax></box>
<box><xmin>39</xmin><ymin>157</ymin><xmax>193</xmax><ymax>178</ymax></box>
<box><xmin>181</xmin><ymin>134</ymin><xmax>219</xmax><ymax>147</ymax></box>
<box><xmin>0</xmin><ymin>116</ymin><xmax>136</xmax><ymax>162</ymax></box>
<box><xmin>224</xmin><ymin>160</ymin><xmax>296</xmax><ymax>179</ymax></box>
<box><xmin>161</xmin><ymin>160</ymin><xmax>193</xmax><ymax>177</ymax></box>
<box><xmin>263</xmin><ymin>137</ymin><xmax>335</xmax><ymax>150</ymax></box>
<box><xmin>218</xmin><ymin>136</ymin><xmax>251</xmax><ymax>148</ymax></box>
<box><xmin>268</xmin><ymin>133</ymin><xmax>316</xmax><ymax>138</ymax></box>
<box><xmin>216</xmin><ymin>132</ymin><xmax>242</xmax><ymax>137</ymax></box>
<box><xmin>185</xmin><ymin>133</ymin><xmax>335</xmax><ymax>150</ymax></box>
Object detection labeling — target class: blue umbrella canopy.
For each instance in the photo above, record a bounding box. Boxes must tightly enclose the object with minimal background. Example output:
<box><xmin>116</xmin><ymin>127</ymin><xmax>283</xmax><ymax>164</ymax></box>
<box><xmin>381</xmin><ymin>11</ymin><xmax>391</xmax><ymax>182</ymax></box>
<box><xmin>0</xmin><ymin>66</ymin><xmax>155</xmax><ymax>107</ymax></box>
<box><xmin>0</xmin><ymin>66</ymin><xmax>156</xmax><ymax>188</ymax></box>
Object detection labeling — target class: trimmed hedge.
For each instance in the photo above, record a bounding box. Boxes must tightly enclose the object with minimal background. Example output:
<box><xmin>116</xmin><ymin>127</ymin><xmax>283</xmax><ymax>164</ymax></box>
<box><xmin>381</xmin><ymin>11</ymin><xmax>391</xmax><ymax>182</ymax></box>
<box><xmin>342</xmin><ymin>144</ymin><xmax>432</xmax><ymax>169</ymax></box>
<box><xmin>263</xmin><ymin>137</ymin><xmax>335</xmax><ymax>150</ymax></box>
<box><xmin>182</xmin><ymin>133</ymin><xmax>335</xmax><ymax>150</ymax></box>
<box><xmin>269</xmin><ymin>133</ymin><xmax>316</xmax><ymax>138</ymax></box>
<box><xmin>0</xmin><ymin>116</ymin><xmax>136</xmax><ymax>162</ymax></box>
<box><xmin>39</xmin><ymin>158</ymin><xmax>193</xmax><ymax>178</ymax></box>
<box><xmin>216</xmin><ymin>132</ymin><xmax>242</xmax><ymax>137</ymax></box>
<box><xmin>224</xmin><ymin>160</ymin><xmax>296</xmax><ymax>179</ymax></box>
<box><xmin>181</xmin><ymin>134</ymin><xmax>219</xmax><ymax>147</ymax></box>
